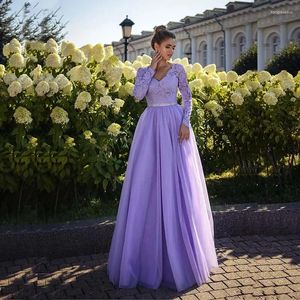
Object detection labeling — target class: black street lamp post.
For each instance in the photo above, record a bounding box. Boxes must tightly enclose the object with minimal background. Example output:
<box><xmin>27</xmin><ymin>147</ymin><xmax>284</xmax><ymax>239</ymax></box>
<box><xmin>119</xmin><ymin>15</ymin><xmax>134</xmax><ymax>62</ymax></box>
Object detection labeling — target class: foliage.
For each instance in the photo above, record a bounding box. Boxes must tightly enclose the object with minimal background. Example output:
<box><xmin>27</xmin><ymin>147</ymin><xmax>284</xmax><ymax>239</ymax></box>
<box><xmin>232</xmin><ymin>44</ymin><xmax>257</xmax><ymax>74</ymax></box>
<box><xmin>0</xmin><ymin>38</ymin><xmax>299</xmax><ymax>221</ymax></box>
<box><xmin>266</xmin><ymin>42</ymin><xmax>300</xmax><ymax>76</ymax></box>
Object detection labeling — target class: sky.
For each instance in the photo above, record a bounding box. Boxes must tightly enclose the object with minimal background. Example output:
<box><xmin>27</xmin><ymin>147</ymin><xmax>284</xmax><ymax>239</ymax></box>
<box><xmin>11</xmin><ymin>0</ymin><xmax>252</xmax><ymax>47</ymax></box>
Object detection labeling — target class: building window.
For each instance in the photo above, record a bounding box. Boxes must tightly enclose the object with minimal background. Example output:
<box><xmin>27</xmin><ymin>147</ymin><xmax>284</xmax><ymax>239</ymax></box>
<box><xmin>203</xmin><ymin>44</ymin><xmax>207</xmax><ymax>66</ymax></box>
<box><xmin>272</xmin><ymin>36</ymin><xmax>280</xmax><ymax>54</ymax></box>
<box><xmin>184</xmin><ymin>43</ymin><xmax>192</xmax><ymax>63</ymax></box>
<box><xmin>219</xmin><ymin>40</ymin><xmax>225</xmax><ymax>68</ymax></box>
<box><xmin>239</xmin><ymin>36</ymin><xmax>246</xmax><ymax>54</ymax></box>
<box><xmin>291</xmin><ymin>28</ymin><xmax>300</xmax><ymax>44</ymax></box>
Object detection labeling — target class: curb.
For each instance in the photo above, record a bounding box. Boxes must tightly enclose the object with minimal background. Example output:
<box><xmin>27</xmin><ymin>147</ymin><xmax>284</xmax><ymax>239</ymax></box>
<box><xmin>0</xmin><ymin>201</ymin><xmax>299</xmax><ymax>262</ymax></box>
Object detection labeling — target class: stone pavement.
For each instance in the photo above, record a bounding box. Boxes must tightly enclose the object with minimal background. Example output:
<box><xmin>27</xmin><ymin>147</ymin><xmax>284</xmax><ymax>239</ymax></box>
<box><xmin>0</xmin><ymin>234</ymin><xmax>299</xmax><ymax>300</ymax></box>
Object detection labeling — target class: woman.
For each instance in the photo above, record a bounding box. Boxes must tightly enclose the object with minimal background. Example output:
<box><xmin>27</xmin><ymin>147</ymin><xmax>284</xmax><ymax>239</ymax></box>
<box><xmin>107</xmin><ymin>25</ymin><xmax>219</xmax><ymax>292</ymax></box>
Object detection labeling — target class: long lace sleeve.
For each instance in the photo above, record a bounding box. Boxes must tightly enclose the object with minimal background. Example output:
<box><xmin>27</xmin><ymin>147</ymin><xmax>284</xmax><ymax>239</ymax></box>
<box><xmin>133</xmin><ymin>66</ymin><xmax>155</xmax><ymax>102</ymax></box>
<box><xmin>178</xmin><ymin>64</ymin><xmax>192</xmax><ymax>128</ymax></box>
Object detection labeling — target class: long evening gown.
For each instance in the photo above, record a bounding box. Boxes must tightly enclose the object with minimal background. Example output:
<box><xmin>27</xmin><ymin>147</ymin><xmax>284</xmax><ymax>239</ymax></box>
<box><xmin>107</xmin><ymin>63</ymin><xmax>219</xmax><ymax>292</ymax></box>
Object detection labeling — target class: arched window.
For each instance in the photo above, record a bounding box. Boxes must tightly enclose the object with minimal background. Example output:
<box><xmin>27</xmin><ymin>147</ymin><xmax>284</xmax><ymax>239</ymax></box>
<box><xmin>184</xmin><ymin>43</ymin><xmax>192</xmax><ymax>63</ymax></box>
<box><xmin>219</xmin><ymin>40</ymin><xmax>225</xmax><ymax>68</ymax></box>
<box><xmin>291</xmin><ymin>28</ymin><xmax>300</xmax><ymax>44</ymax></box>
<box><xmin>203</xmin><ymin>44</ymin><xmax>207</xmax><ymax>66</ymax></box>
<box><xmin>239</xmin><ymin>36</ymin><xmax>246</xmax><ymax>54</ymax></box>
<box><xmin>272</xmin><ymin>36</ymin><xmax>280</xmax><ymax>54</ymax></box>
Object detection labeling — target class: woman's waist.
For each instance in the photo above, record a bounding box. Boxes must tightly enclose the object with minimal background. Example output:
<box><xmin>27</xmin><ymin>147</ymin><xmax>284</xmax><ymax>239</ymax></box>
<box><xmin>146</xmin><ymin>100</ymin><xmax>178</xmax><ymax>107</ymax></box>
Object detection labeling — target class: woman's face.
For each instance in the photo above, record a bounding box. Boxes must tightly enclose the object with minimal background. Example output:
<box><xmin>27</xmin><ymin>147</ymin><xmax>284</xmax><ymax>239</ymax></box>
<box><xmin>154</xmin><ymin>38</ymin><xmax>176</xmax><ymax>61</ymax></box>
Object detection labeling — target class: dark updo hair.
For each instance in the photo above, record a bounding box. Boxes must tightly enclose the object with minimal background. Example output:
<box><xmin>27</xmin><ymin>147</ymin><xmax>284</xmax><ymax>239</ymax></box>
<box><xmin>151</xmin><ymin>25</ymin><xmax>176</xmax><ymax>50</ymax></box>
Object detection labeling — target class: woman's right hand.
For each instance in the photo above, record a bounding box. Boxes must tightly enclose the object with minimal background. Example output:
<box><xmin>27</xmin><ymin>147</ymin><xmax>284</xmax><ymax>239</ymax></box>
<box><xmin>150</xmin><ymin>51</ymin><xmax>162</xmax><ymax>71</ymax></box>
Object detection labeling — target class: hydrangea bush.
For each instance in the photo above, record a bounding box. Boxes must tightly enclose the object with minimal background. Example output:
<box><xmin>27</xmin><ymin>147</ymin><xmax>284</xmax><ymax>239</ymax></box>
<box><xmin>0</xmin><ymin>38</ymin><xmax>299</xmax><ymax>216</ymax></box>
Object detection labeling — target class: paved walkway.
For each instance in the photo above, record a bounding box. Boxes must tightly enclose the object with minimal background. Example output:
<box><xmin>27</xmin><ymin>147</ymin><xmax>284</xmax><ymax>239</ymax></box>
<box><xmin>0</xmin><ymin>234</ymin><xmax>299</xmax><ymax>299</ymax></box>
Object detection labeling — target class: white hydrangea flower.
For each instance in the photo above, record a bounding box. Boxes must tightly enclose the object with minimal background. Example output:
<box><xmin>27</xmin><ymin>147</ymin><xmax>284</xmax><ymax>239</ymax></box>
<box><xmin>65</xmin><ymin>136</ymin><xmax>75</xmax><ymax>147</ymax></box>
<box><xmin>217</xmin><ymin>71</ymin><xmax>227</xmax><ymax>81</ymax></box>
<box><xmin>203</xmin><ymin>64</ymin><xmax>216</xmax><ymax>74</ymax></box>
<box><xmin>3</xmin><ymin>44</ymin><xmax>11</xmax><ymax>57</ymax></box>
<box><xmin>83</xmin><ymin>130</ymin><xmax>93</xmax><ymax>140</ymax></box>
<box><xmin>74</xmin><ymin>98</ymin><xmax>87</xmax><ymax>111</ymax></box>
<box><xmin>3</xmin><ymin>73</ymin><xmax>17</xmax><ymax>85</ymax></box>
<box><xmin>180</xmin><ymin>57</ymin><xmax>189</xmax><ymax>67</ymax></box>
<box><xmin>80</xmin><ymin>44</ymin><xmax>93</xmax><ymax>61</ymax></box>
<box><xmin>141</xmin><ymin>54</ymin><xmax>151</xmax><ymax>65</ymax></box>
<box><xmin>40</xmin><ymin>72</ymin><xmax>54</xmax><ymax>83</ymax></box>
<box><xmin>189</xmin><ymin>79</ymin><xmax>203</xmax><ymax>92</ymax></box>
<box><xmin>68</xmin><ymin>65</ymin><xmax>92</xmax><ymax>85</ymax></box>
<box><xmin>47</xmin><ymin>81</ymin><xmax>59</xmax><ymax>97</ymax></box>
<box><xmin>132</xmin><ymin>60</ymin><xmax>143</xmax><ymax>70</ymax></box>
<box><xmin>257</xmin><ymin>71</ymin><xmax>272</xmax><ymax>83</ymax></box>
<box><xmin>29</xmin><ymin>136</ymin><xmax>38</xmax><ymax>147</ymax></box>
<box><xmin>10</xmin><ymin>38</ymin><xmax>22</xmax><ymax>49</ymax></box>
<box><xmin>198</xmin><ymin>72</ymin><xmax>209</xmax><ymax>86</ymax></box>
<box><xmin>9</xmin><ymin>53</ymin><xmax>25</xmax><ymax>69</ymax></box>
<box><xmin>192</xmin><ymin>63</ymin><xmax>203</xmax><ymax>74</ymax></box>
<box><xmin>62</xmin><ymin>83</ymin><xmax>73</xmax><ymax>95</ymax></box>
<box><xmin>17</xmin><ymin>74</ymin><xmax>33</xmax><ymax>89</ymax></box>
<box><xmin>77</xmin><ymin>91</ymin><xmax>92</xmax><ymax>103</ymax></box>
<box><xmin>71</xmin><ymin>48</ymin><xmax>87</xmax><ymax>64</ymax></box>
<box><xmin>61</xmin><ymin>41</ymin><xmax>76</xmax><ymax>57</ymax></box>
<box><xmin>104</xmin><ymin>45</ymin><xmax>114</xmax><ymax>59</ymax></box>
<box><xmin>106</xmin><ymin>67</ymin><xmax>122</xmax><ymax>87</ymax></box>
<box><xmin>28</xmin><ymin>41</ymin><xmax>46</xmax><ymax>51</ymax></box>
<box><xmin>107</xmin><ymin>123</ymin><xmax>121</xmax><ymax>136</ymax></box>
<box><xmin>13</xmin><ymin>106</ymin><xmax>32</xmax><ymax>125</ymax></box>
<box><xmin>45</xmin><ymin>38</ymin><xmax>58</xmax><ymax>53</ymax></box>
<box><xmin>235</xmin><ymin>86</ymin><xmax>251</xmax><ymax>97</ymax></box>
<box><xmin>207</xmin><ymin>76</ymin><xmax>220</xmax><ymax>88</ymax></box>
<box><xmin>3</xmin><ymin>39</ymin><xmax>22</xmax><ymax>57</ymax></box>
<box><xmin>204</xmin><ymin>100</ymin><xmax>223</xmax><ymax>117</ymax></box>
<box><xmin>263</xmin><ymin>92</ymin><xmax>278</xmax><ymax>105</ymax></box>
<box><xmin>35</xmin><ymin>81</ymin><xmax>50</xmax><ymax>96</ymax></box>
<box><xmin>30</xmin><ymin>65</ymin><xmax>43</xmax><ymax>83</ymax></box>
<box><xmin>294</xmin><ymin>87</ymin><xmax>300</xmax><ymax>98</ymax></box>
<box><xmin>95</xmin><ymin>79</ymin><xmax>107</xmax><ymax>95</ymax></box>
<box><xmin>231</xmin><ymin>92</ymin><xmax>244</xmax><ymax>106</ymax></box>
<box><xmin>25</xmin><ymin>85</ymin><xmax>35</xmax><ymax>96</ymax></box>
<box><xmin>0</xmin><ymin>64</ymin><xmax>5</xmax><ymax>77</ymax></box>
<box><xmin>122</xmin><ymin>66</ymin><xmax>136</xmax><ymax>80</ymax></box>
<box><xmin>113</xmin><ymin>107</ymin><xmax>120</xmax><ymax>114</ymax></box>
<box><xmin>54</xmin><ymin>74</ymin><xmax>71</xmax><ymax>90</ymax></box>
<box><xmin>46</xmin><ymin>53</ymin><xmax>62</xmax><ymax>68</ymax></box>
<box><xmin>124</xmin><ymin>81</ymin><xmax>134</xmax><ymax>96</ymax></box>
<box><xmin>92</xmin><ymin>43</ymin><xmax>105</xmax><ymax>63</ymax></box>
<box><xmin>245</xmin><ymin>79</ymin><xmax>261</xmax><ymax>91</ymax></box>
<box><xmin>8</xmin><ymin>81</ymin><xmax>22</xmax><ymax>97</ymax></box>
<box><xmin>100</xmin><ymin>95</ymin><xmax>113</xmax><ymax>107</ymax></box>
<box><xmin>269</xmin><ymin>86</ymin><xmax>285</xmax><ymax>97</ymax></box>
<box><xmin>74</xmin><ymin>91</ymin><xmax>92</xmax><ymax>111</ymax></box>
<box><xmin>227</xmin><ymin>71</ymin><xmax>239</xmax><ymax>83</ymax></box>
<box><xmin>272</xmin><ymin>71</ymin><xmax>295</xmax><ymax>91</ymax></box>
<box><xmin>113</xmin><ymin>98</ymin><xmax>125</xmax><ymax>108</ymax></box>
<box><xmin>50</xmin><ymin>106</ymin><xmax>69</xmax><ymax>124</ymax></box>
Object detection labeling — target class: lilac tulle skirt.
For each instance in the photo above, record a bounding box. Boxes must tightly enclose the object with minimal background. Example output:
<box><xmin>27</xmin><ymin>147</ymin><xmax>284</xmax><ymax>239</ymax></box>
<box><xmin>107</xmin><ymin>103</ymin><xmax>219</xmax><ymax>292</ymax></box>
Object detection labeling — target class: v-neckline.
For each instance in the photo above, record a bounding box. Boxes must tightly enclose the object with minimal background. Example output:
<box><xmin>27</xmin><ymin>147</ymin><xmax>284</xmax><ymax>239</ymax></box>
<box><xmin>153</xmin><ymin>63</ymin><xmax>174</xmax><ymax>82</ymax></box>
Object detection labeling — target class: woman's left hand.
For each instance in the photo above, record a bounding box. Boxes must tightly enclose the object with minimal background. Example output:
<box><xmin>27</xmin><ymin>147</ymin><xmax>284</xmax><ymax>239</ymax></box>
<box><xmin>178</xmin><ymin>123</ymin><xmax>190</xmax><ymax>143</ymax></box>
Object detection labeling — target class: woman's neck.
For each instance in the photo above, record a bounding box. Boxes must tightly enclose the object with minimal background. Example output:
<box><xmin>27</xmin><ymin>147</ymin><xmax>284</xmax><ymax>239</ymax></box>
<box><xmin>157</xmin><ymin>60</ymin><xmax>171</xmax><ymax>68</ymax></box>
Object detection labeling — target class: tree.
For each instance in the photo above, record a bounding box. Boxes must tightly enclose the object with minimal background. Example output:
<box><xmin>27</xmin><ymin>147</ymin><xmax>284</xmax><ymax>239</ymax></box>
<box><xmin>232</xmin><ymin>44</ymin><xmax>257</xmax><ymax>74</ymax></box>
<box><xmin>266</xmin><ymin>42</ymin><xmax>300</xmax><ymax>76</ymax></box>
<box><xmin>0</xmin><ymin>1</ymin><xmax>68</xmax><ymax>63</ymax></box>
<box><xmin>0</xmin><ymin>0</ymin><xmax>18</xmax><ymax>63</ymax></box>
